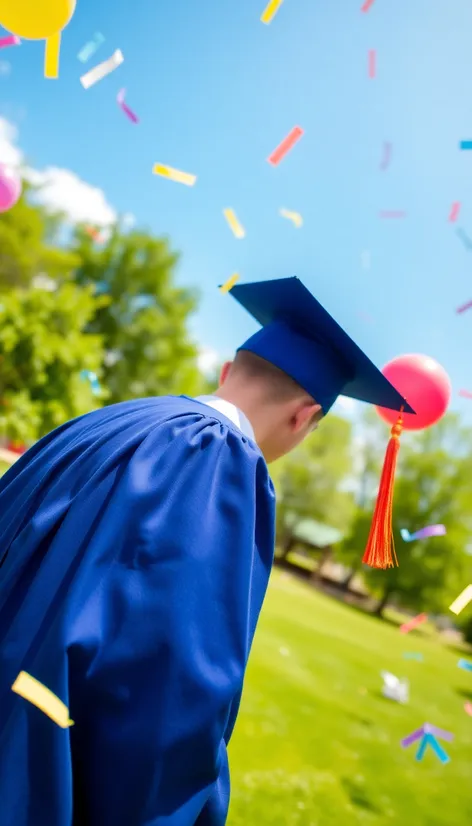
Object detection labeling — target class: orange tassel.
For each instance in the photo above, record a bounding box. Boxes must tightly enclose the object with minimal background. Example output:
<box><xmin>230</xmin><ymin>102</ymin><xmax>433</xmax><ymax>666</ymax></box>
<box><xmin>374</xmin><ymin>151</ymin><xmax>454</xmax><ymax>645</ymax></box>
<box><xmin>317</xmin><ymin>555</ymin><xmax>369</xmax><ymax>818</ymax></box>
<box><xmin>362</xmin><ymin>414</ymin><xmax>403</xmax><ymax>569</ymax></box>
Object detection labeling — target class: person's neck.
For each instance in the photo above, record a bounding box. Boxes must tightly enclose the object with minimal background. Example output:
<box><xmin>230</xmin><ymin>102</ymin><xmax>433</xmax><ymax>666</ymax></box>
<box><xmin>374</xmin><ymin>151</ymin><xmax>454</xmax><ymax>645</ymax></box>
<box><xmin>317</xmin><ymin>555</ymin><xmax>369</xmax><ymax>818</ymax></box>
<box><xmin>213</xmin><ymin>386</ymin><xmax>269</xmax><ymax>446</ymax></box>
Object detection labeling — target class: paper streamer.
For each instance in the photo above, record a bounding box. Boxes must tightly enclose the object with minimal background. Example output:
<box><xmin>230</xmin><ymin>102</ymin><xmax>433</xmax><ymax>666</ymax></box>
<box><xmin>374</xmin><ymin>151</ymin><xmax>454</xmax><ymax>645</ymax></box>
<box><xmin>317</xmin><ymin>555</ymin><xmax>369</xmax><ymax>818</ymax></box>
<box><xmin>361</xmin><ymin>0</ymin><xmax>375</xmax><ymax>10</ymax></box>
<box><xmin>400</xmin><ymin>524</ymin><xmax>446</xmax><ymax>542</ymax></box>
<box><xmin>268</xmin><ymin>126</ymin><xmax>304</xmax><ymax>166</ymax></box>
<box><xmin>12</xmin><ymin>672</ymin><xmax>74</xmax><ymax>728</ymax></box>
<box><xmin>449</xmin><ymin>202</ymin><xmax>461</xmax><ymax>222</ymax></box>
<box><xmin>44</xmin><ymin>32</ymin><xmax>61</xmax><ymax>79</ymax></box>
<box><xmin>459</xmin><ymin>140</ymin><xmax>472</xmax><ymax>150</ymax></box>
<box><xmin>261</xmin><ymin>0</ymin><xmax>284</xmax><ymax>24</ymax></box>
<box><xmin>280</xmin><ymin>208</ymin><xmax>303</xmax><ymax>228</ymax></box>
<box><xmin>80</xmin><ymin>49</ymin><xmax>124</xmax><ymax>90</ymax></box>
<box><xmin>152</xmin><ymin>163</ymin><xmax>196</xmax><ymax>187</ymax></box>
<box><xmin>368</xmin><ymin>49</ymin><xmax>376</xmax><ymax>78</ymax></box>
<box><xmin>456</xmin><ymin>300</ymin><xmax>472</xmax><ymax>314</ymax></box>
<box><xmin>117</xmin><ymin>89</ymin><xmax>139</xmax><ymax>124</ymax></box>
<box><xmin>220</xmin><ymin>274</ymin><xmax>240</xmax><ymax>294</ymax></box>
<box><xmin>449</xmin><ymin>585</ymin><xmax>472</xmax><ymax>615</ymax></box>
<box><xmin>400</xmin><ymin>613</ymin><xmax>427</xmax><ymax>634</ymax></box>
<box><xmin>223</xmin><ymin>208</ymin><xmax>245</xmax><ymax>239</ymax></box>
<box><xmin>458</xmin><ymin>658</ymin><xmax>472</xmax><ymax>672</ymax></box>
<box><xmin>380</xmin><ymin>141</ymin><xmax>391</xmax><ymax>170</ymax></box>
<box><xmin>0</xmin><ymin>35</ymin><xmax>21</xmax><ymax>49</ymax></box>
<box><xmin>78</xmin><ymin>33</ymin><xmax>105</xmax><ymax>63</ymax></box>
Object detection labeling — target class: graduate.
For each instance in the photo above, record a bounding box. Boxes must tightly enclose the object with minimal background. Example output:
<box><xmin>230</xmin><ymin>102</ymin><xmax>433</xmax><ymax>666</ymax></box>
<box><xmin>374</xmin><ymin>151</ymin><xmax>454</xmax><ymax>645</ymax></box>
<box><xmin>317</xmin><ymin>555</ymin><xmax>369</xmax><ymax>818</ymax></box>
<box><xmin>0</xmin><ymin>277</ymin><xmax>412</xmax><ymax>826</ymax></box>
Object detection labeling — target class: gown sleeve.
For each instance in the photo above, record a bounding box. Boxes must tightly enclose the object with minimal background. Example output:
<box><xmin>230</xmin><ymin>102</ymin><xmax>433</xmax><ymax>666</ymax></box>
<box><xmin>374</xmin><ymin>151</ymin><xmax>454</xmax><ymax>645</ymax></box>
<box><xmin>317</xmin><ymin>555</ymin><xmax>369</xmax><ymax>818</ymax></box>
<box><xmin>65</xmin><ymin>412</ymin><xmax>275</xmax><ymax>826</ymax></box>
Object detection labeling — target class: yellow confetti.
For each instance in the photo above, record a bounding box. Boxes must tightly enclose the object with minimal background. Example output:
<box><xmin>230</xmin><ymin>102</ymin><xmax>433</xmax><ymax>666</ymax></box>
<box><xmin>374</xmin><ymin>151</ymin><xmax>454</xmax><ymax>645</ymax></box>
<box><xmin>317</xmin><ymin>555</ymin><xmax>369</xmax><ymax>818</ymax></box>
<box><xmin>279</xmin><ymin>208</ymin><xmax>303</xmax><ymax>228</ymax></box>
<box><xmin>261</xmin><ymin>0</ymin><xmax>284</xmax><ymax>24</ymax></box>
<box><xmin>44</xmin><ymin>32</ymin><xmax>61</xmax><ymax>79</ymax></box>
<box><xmin>220</xmin><ymin>273</ymin><xmax>240</xmax><ymax>293</ymax></box>
<box><xmin>12</xmin><ymin>671</ymin><xmax>74</xmax><ymax>729</ymax></box>
<box><xmin>223</xmin><ymin>208</ymin><xmax>245</xmax><ymax>239</ymax></box>
<box><xmin>152</xmin><ymin>163</ymin><xmax>197</xmax><ymax>187</ymax></box>
<box><xmin>449</xmin><ymin>584</ymin><xmax>472</xmax><ymax>615</ymax></box>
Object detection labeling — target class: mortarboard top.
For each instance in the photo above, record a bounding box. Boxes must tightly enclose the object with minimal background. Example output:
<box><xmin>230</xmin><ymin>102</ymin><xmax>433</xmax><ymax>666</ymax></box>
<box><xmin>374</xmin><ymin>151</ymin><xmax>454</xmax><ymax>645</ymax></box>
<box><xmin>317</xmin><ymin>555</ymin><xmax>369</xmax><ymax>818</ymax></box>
<box><xmin>229</xmin><ymin>276</ymin><xmax>415</xmax><ymax>416</ymax></box>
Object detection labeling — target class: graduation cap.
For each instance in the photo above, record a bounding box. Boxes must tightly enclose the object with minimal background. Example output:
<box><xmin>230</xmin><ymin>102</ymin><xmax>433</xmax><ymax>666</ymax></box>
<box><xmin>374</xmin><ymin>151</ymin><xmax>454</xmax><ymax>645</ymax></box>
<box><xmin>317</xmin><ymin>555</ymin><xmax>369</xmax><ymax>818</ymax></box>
<box><xmin>230</xmin><ymin>276</ymin><xmax>414</xmax><ymax>415</ymax></box>
<box><xmin>226</xmin><ymin>276</ymin><xmax>416</xmax><ymax>570</ymax></box>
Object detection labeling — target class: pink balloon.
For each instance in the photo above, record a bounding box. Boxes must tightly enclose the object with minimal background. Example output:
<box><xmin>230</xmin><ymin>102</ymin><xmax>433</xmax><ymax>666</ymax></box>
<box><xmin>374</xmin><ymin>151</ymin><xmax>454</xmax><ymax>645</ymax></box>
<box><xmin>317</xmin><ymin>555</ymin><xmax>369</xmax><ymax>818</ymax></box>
<box><xmin>376</xmin><ymin>354</ymin><xmax>451</xmax><ymax>431</ymax></box>
<box><xmin>0</xmin><ymin>165</ymin><xmax>21</xmax><ymax>212</ymax></box>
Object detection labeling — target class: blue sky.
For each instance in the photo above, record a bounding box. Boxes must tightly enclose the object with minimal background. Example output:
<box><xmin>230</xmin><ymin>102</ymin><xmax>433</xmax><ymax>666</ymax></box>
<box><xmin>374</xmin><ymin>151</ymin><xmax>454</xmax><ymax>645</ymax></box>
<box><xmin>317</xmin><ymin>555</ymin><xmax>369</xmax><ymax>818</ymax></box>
<box><xmin>1</xmin><ymin>0</ymin><xmax>472</xmax><ymax>420</ymax></box>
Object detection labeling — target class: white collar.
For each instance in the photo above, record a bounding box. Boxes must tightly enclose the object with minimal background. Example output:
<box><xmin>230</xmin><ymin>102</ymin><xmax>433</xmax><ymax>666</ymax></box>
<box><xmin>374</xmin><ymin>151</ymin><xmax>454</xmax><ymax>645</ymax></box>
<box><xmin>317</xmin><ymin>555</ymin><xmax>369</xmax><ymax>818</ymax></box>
<box><xmin>194</xmin><ymin>395</ymin><xmax>255</xmax><ymax>441</ymax></box>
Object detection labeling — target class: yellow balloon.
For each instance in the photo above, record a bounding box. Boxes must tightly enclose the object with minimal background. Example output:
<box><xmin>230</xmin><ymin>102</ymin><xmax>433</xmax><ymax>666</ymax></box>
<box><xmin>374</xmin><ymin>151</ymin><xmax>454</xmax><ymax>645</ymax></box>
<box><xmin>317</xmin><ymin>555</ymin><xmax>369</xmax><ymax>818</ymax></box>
<box><xmin>0</xmin><ymin>0</ymin><xmax>76</xmax><ymax>40</ymax></box>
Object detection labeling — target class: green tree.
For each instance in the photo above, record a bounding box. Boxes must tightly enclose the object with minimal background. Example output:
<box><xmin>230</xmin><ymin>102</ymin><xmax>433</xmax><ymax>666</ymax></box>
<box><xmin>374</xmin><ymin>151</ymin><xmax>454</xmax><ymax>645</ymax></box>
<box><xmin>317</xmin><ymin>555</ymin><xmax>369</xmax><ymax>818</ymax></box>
<box><xmin>273</xmin><ymin>414</ymin><xmax>356</xmax><ymax>554</ymax></box>
<box><xmin>71</xmin><ymin>225</ymin><xmax>203</xmax><ymax>403</ymax></box>
<box><xmin>360</xmin><ymin>414</ymin><xmax>472</xmax><ymax>616</ymax></box>
<box><xmin>0</xmin><ymin>282</ymin><xmax>108</xmax><ymax>442</ymax></box>
<box><xmin>0</xmin><ymin>185</ymin><xmax>78</xmax><ymax>290</ymax></box>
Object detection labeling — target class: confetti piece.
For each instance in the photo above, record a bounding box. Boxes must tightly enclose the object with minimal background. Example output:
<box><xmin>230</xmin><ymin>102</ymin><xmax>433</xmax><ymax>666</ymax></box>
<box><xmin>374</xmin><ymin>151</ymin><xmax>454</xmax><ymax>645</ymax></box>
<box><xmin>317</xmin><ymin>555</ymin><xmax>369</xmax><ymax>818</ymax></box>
<box><xmin>458</xmin><ymin>658</ymin><xmax>472</xmax><ymax>672</ymax></box>
<box><xmin>361</xmin><ymin>0</ymin><xmax>376</xmax><ymax>10</ymax></box>
<box><xmin>400</xmin><ymin>524</ymin><xmax>446</xmax><ymax>542</ymax></box>
<box><xmin>12</xmin><ymin>672</ymin><xmax>74</xmax><ymax>728</ymax></box>
<box><xmin>380</xmin><ymin>141</ymin><xmax>391</xmax><ymax>170</ymax></box>
<box><xmin>0</xmin><ymin>35</ymin><xmax>20</xmax><ymax>49</ymax></box>
<box><xmin>80</xmin><ymin>370</ymin><xmax>101</xmax><ymax>395</ymax></box>
<box><xmin>368</xmin><ymin>49</ymin><xmax>376</xmax><ymax>78</ymax></box>
<box><xmin>401</xmin><ymin>726</ymin><xmax>425</xmax><ymax>748</ymax></box>
<box><xmin>459</xmin><ymin>140</ymin><xmax>472</xmax><ymax>150</ymax></box>
<box><xmin>400</xmin><ymin>613</ymin><xmax>427</xmax><ymax>634</ymax></box>
<box><xmin>459</xmin><ymin>389</ymin><xmax>472</xmax><ymax>399</ymax></box>
<box><xmin>416</xmin><ymin>733</ymin><xmax>449</xmax><ymax>763</ymax></box>
<box><xmin>280</xmin><ymin>208</ymin><xmax>303</xmax><ymax>228</ymax></box>
<box><xmin>402</xmin><ymin>652</ymin><xmax>424</xmax><ymax>661</ymax></box>
<box><xmin>449</xmin><ymin>202</ymin><xmax>461</xmax><ymax>222</ymax></box>
<box><xmin>220</xmin><ymin>273</ymin><xmax>240</xmax><ymax>293</ymax></box>
<box><xmin>44</xmin><ymin>32</ymin><xmax>61</xmax><ymax>80</ymax></box>
<box><xmin>449</xmin><ymin>585</ymin><xmax>472</xmax><ymax>615</ymax></box>
<box><xmin>464</xmin><ymin>702</ymin><xmax>472</xmax><ymax>716</ymax></box>
<box><xmin>456</xmin><ymin>300</ymin><xmax>472</xmax><ymax>314</ymax></box>
<box><xmin>223</xmin><ymin>208</ymin><xmax>245</xmax><ymax>239</ymax></box>
<box><xmin>261</xmin><ymin>0</ymin><xmax>284</xmax><ymax>24</ymax></box>
<box><xmin>456</xmin><ymin>227</ymin><xmax>472</xmax><ymax>249</ymax></box>
<box><xmin>80</xmin><ymin>49</ymin><xmax>124</xmax><ymax>90</ymax></box>
<box><xmin>268</xmin><ymin>126</ymin><xmax>304</xmax><ymax>166</ymax></box>
<box><xmin>117</xmin><ymin>88</ymin><xmax>139</xmax><ymax>124</ymax></box>
<box><xmin>78</xmin><ymin>32</ymin><xmax>105</xmax><ymax>63</ymax></box>
<box><xmin>424</xmin><ymin>723</ymin><xmax>454</xmax><ymax>741</ymax></box>
<box><xmin>152</xmin><ymin>163</ymin><xmax>197</xmax><ymax>187</ymax></box>
<box><xmin>379</xmin><ymin>210</ymin><xmax>406</xmax><ymax>219</ymax></box>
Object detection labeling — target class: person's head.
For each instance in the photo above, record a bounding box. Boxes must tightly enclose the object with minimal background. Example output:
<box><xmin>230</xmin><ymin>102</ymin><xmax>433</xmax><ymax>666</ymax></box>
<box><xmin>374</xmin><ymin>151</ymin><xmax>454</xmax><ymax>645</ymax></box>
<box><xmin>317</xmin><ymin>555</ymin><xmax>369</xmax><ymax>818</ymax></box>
<box><xmin>216</xmin><ymin>350</ymin><xmax>323</xmax><ymax>463</ymax></box>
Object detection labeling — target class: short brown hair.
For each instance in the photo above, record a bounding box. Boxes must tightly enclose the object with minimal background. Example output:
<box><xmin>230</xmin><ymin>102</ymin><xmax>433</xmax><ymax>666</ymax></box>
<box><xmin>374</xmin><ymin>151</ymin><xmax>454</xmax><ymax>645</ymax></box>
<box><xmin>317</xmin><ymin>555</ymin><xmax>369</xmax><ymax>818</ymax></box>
<box><xmin>229</xmin><ymin>350</ymin><xmax>321</xmax><ymax>417</ymax></box>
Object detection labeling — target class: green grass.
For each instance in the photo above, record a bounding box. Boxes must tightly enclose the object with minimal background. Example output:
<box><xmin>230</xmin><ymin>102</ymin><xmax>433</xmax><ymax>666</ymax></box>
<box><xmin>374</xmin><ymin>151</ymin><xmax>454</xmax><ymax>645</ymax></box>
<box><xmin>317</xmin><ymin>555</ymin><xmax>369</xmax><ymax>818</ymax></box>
<box><xmin>228</xmin><ymin>569</ymin><xmax>472</xmax><ymax>825</ymax></box>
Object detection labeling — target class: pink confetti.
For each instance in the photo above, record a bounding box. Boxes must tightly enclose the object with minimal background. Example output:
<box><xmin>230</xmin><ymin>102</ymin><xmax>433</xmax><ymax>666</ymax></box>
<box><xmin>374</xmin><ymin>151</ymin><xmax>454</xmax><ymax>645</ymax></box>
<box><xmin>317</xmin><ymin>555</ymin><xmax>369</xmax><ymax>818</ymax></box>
<box><xmin>459</xmin><ymin>389</ymin><xmax>472</xmax><ymax>399</ymax></box>
<box><xmin>268</xmin><ymin>126</ymin><xmax>304</xmax><ymax>166</ymax></box>
<box><xmin>368</xmin><ymin>49</ymin><xmax>376</xmax><ymax>78</ymax></box>
<box><xmin>456</xmin><ymin>300</ymin><xmax>472</xmax><ymax>314</ymax></box>
<box><xmin>117</xmin><ymin>88</ymin><xmax>139</xmax><ymax>124</ymax></box>
<box><xmin>400</xmin><ymin>613</ymin><xmax>427</xmax><ymax>634</ymax></box>
<box><xmin>0</xmin><ymin>35</ymin><xmax>20</xmax><ymax>49</ymax></box>
<box><xmin>465</xmin><ymin>702</ymin><xmax>472</xmax><ymax>716</ymax></box>
<box><xmin>361</xmin><ymin>0</ymin><xmax>376</xmax><ymax>11</ymax></box>
<box><xmin>449</xmin><ymin>202</ymin><xmax>461</xmax><ymax>222</ymax></box>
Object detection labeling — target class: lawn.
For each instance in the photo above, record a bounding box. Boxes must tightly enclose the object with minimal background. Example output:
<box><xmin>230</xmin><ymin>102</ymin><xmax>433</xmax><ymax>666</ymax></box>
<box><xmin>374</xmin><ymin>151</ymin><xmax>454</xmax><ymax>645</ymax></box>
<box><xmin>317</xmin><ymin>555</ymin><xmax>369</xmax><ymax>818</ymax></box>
<box><xmin>228</xmin><ymin>569</ymin><xmax>472</xmax><ymax>826</ymax></box>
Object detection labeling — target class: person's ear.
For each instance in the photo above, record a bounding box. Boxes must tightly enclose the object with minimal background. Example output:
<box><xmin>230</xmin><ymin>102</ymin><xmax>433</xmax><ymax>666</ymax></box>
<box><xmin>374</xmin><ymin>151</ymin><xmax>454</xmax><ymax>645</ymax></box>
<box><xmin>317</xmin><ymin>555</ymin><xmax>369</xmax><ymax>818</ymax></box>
<box><xmin>292</xmin><ymin>401</ymin><xmax>322</xmax><ymax>433</ymax></box>
<box><xmin>219</xmin><ymin>360</ymin><xmax>233</xmax><ymax>385</ymax></box>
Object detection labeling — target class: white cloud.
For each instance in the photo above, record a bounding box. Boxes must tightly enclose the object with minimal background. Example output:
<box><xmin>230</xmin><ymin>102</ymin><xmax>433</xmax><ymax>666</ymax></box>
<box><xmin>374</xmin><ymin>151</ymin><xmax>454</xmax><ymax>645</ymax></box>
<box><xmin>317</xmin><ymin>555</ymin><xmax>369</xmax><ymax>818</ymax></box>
<box><xmin>0</xmin><ymin>115</ymin><xmax>118</xmax><ymax>227</ymax></box>
<box><xmin>333</xmin><ymin>396</ymin><xmax>360</xmax><ymax>417</ymax></box>
<box><xmin>198</xmin><ymin>346</ymin><xmax>220</xmax><ymax>375</ymax></box>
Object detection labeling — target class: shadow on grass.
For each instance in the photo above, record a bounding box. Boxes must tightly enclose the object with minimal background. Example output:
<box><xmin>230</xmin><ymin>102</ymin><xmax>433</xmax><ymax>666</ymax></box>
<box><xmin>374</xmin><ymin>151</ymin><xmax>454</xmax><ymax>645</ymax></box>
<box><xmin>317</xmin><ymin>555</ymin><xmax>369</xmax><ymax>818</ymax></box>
<box><xmin>455</xmin><ymin>686</ymin><xmax>472</xmax><ymax>702</ymax></box>
<box><xmin>341</xmin><ymin>777</ymin><xmax>381</xmax><ymax>814</ymax></box>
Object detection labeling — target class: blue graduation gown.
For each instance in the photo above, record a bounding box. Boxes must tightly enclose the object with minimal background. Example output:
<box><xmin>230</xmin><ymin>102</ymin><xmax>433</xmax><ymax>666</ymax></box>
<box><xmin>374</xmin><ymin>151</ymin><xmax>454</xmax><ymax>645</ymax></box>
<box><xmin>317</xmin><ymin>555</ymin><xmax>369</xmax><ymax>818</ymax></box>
<box><xmin>0</xmin><ymin>395</ymin><xmax>275</xmax><ymax>826</ymax></box>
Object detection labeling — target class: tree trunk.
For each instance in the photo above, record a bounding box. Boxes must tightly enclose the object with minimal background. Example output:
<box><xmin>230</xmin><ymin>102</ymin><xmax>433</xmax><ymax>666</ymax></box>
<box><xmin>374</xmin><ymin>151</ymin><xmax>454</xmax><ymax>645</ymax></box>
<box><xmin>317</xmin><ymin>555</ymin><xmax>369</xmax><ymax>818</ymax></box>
<box><xmin>341</xmin><ymin>566</ymin><xmax>358</xmax><ymax>593</ymax></box>
<box><xmin>311</xmin><ymin>546</ymin><xmax>332</xmax><ymax>582</ymax></box>
<box><xmin>281</xmin><ymin>534</ymin><xmax>295</xmax><ymax>560</ymax></box>
<box><xmin>374</xmin><ymin>585</ymin><xmax>392</xmax><ymax>618</ymax></box>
